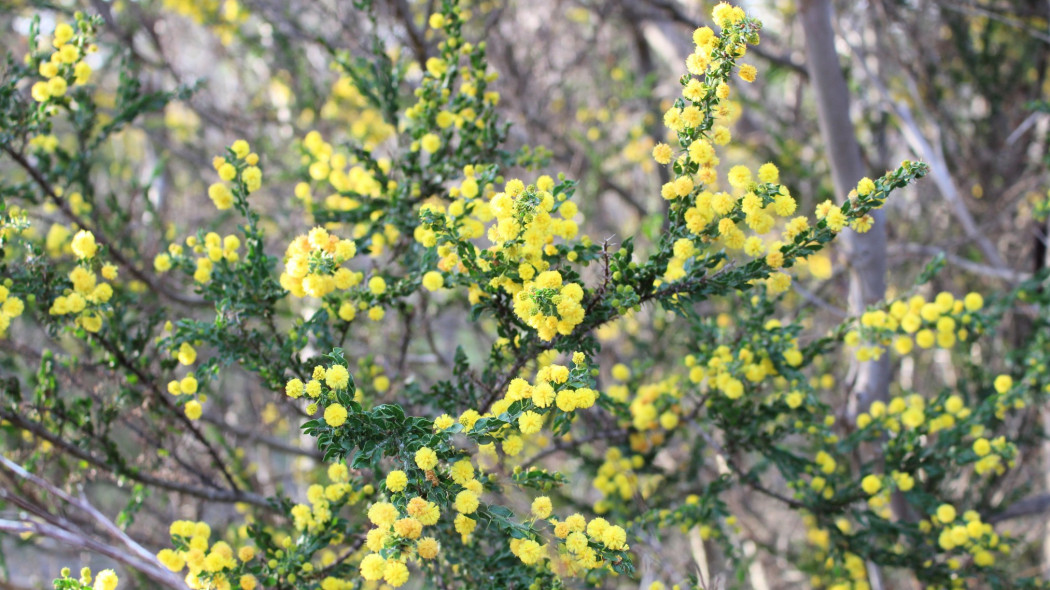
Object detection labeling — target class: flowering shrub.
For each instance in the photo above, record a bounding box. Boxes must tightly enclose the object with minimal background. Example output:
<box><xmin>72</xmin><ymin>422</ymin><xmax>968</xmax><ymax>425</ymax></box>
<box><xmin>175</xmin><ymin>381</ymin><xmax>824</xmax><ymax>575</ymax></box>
<box><xmin>2</xmin><ymin>2</ymin><xmax>1049</xmax><ymax>590</ymax></box>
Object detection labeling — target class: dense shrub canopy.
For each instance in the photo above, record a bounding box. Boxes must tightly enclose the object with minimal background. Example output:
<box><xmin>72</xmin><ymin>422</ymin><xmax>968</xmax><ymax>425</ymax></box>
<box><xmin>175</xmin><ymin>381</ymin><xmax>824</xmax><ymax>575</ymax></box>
<box><xmin>2</xmin><ymin>1</ymin><xmax>1050</xmax><ymax>589</ymax></box>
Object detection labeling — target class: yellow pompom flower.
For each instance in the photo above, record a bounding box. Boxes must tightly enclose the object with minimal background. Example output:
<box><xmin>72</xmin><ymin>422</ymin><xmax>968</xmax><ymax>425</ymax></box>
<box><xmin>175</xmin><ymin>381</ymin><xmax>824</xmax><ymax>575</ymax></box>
<box><xmin>241</xmin><ymin>166</ymin><xmax>262</xmax><ymax>192</ymax></box>
<box><xmin>518</xmin><ymin>411</ymin><xmax>543</xmax><ymax>434</ymax></box>
<box><xmin>417</xmin><ymin>537</ymin><xmax>440</xmax><ymax>559</ymax></box>
<box><xmin>324</xmin><ymin>403</ymin><xmax>348</xmax><ymax>427</ymax></box>
<box><xmin>857</xmin><ymin>177</ymin><xmax>876</xmax><ymax>196</ymax></box>
<box><xmin>47</xmin><ymin>76</ymin><xmax>67</xmax><ymax>98</ymax></box>
<box><xmin>231</xmin><ymin>140</ymin><xmax>251</xmax><ymax>159</ymax></box>
<box><xmin>601</xmin><ymin>525</ymin><xmax>627</xmax><ymax>550</ymax></box>
<box><xmin>386</xmin><ymin>470</ymin><xmax>408</xmax><ymax>492</ymax></box>
<box><xmin>180</xmin><ymin>375</ymin><xmax>198</xmax><ymax>394</ymax></box>
<box><xmin>757</xmin><ymin>163</ymin><xmax>779</xmax><ymax>184</ymax></box>
<box><xmin>515</xmin><ymin>539</ymin><xmax>544</xmax><ymax>565</ymax></box>
<box><xmin>455</xmin><ymin>490</ymin><xmax>479</xmax><ymax>514</ymax></box>
<box><xmin>218</xmin><ymin>163</ymin><xmax>237</xmax><ymax>181</ymax></box>
<box><xmin>383</xmin><ymin>559</ymin><xmax>409</xmax><ymax>587</ymax></box>
<box><xmin>325</xmin><ymin>365</ymin><xmax>350</xmax><ymax>390</ymax></box>
<box><xmin>993</xmin><ymin>375</ymin><xmax>1012</xmax><ymax>394</ymax></box>
<box><xmin>415</xmin><ymin>447</ymin><xmax>438</xmax><ymax>470</ymax></box>
<box><xmin>652</xmin><ymin>143</ymin><xmax>673</xmax><ymax>165</ymax></box>
<box><xmin>208</xmin><ymin>183</ymin><xmax>234</xmax><ymax>210</ymax></box>
<box><xmin>531</xmin><ymin>496</ymin><xmax>552</xmax><ymax>519</ymax></box>
<box><xmin>157</xmin><ymin>548</ymin><xmax>185</xmax><ymax>572</ymax></box>
<box><xmin>368</xmin><ymin>276</ymin><xmax>387</xmax><ymax>296</ymax></box>
<box><xmin>420</xmin><ymin>133</ymin><xmax>441</xmax><ymax>153</ymax></box>
<box><xmin>359</xmin><ymin>553</ymin><xmax>386</xmax><ymax>580</ymax></box>
<box><xmin>92</xmin><ymin>569</ymin><xmax>118</xmax><ymax>590</ymax></box>
<box><xmin>184</xmin><ymin>400</ymin><xmax>203</xmax><ymax>420</ymax></box>
<box><xmin>31</xmin><ymin>81</ymin><xmax>51</xmax><ymax>102</ymax></box>
<box><xmin>71</xmin><ymin>230</ymin><xmax>98</xmax><ymax>259</ymax></box>
<box><xmin>738</xmin><ymin>64</ymin><xmax>757</xmax><ymax>82</ymax></box>
<box><xmin>964</xmin><ymin>292</ymin><xmax>984</xmax><ymax>312</ymax></box>
<box><xmin>861</xmin><ymin>475</ymin><xmax>881</xmax><ymax>495</ymax></box>
<box><xmin>285</xmin><ymin>378</ymin><xmax>304</xmax><ymax>398</ymax></box>
<box><xmin>53</xmin><ymin>23</ymin><xmax>75</xmax><ymax>47</ymax></box>
<box><xmin>422</xmin><ymin>271</ymin><xmax>444</xmax><ymax>291</ymax></box>
<box><xmin>177</xmin><ymin>342</ymin><xmax>197</xmax><ymax>365</ymax></box>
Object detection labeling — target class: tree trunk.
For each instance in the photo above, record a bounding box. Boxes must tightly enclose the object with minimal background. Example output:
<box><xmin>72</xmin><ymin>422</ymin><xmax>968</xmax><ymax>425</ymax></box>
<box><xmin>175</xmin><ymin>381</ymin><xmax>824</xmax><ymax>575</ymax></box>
<box><xmin>798</xmin><ymin>0</ymin><xmax>890</xmax><ymax>421</ymax></box>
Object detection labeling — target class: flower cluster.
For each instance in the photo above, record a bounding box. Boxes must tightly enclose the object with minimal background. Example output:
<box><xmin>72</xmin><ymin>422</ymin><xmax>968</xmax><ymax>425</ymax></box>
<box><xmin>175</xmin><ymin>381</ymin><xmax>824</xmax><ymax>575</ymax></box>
<box><xmin>47</xmin><ymin>230</ymin><xmax>115</xmax><ymax>332</ymax></box>
<box><xmin>158</xmin><ymin>520</ymin><xmax>260</xmax><ymax>590</ymax></box>
<box><xmin>28</xmin><ymin>19</ymin><xmax>94</xmax><ymax>104</ymax></box>
<box><xmin>0</xmin><ymin>282</ymin><xmax>26</xmax><ymax>337</ymax></box>
<box><xmin>847</xmin><ymin>290</ymin><xmax>986</xmax><ymax>360</ymax></box>
<box><xmin>51</xmin><ymin>567</ymin><xmax>117</xmax><ymax>590</ymax></box>
<box><xmin>278</xmin><ymin>227</ymin><xmax>361</xmax><ymax>299</ymax></box>
<box><xmin>208</xmin><ymin>140</ymin><xmax>262</xmax><ymax>211</ymax></box>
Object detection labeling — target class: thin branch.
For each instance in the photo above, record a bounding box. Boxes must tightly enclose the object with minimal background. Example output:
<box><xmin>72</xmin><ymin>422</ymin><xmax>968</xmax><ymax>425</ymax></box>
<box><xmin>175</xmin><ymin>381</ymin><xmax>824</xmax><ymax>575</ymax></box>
<box><xmin>1</xmin><ymin>409</ymin><xmax>272</xmax><ymax>509</ymax></box>
<box><xmin>1</xmin><ymin>145</ymin><xmax>206</xmax><ymax>307</ymax></box>
<box><xmin>0</xmin><ymin>456</ymin><xmax>186</xmax><ymax>588</ymax></box>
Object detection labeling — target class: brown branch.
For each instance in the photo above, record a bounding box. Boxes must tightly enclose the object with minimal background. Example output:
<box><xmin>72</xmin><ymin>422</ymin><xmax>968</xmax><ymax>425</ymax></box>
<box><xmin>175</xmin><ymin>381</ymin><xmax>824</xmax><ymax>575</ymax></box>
<box><xmin>88</xmin><ymin>333</ymin><xmax>243</xmax><ymax>494</ymax></box>
<box><xmin>986</xmin><ymin>493</ymin><xmax>1050</xmax><ymax>524</ymax></box>
<box><xmin>1</xmin><ymin>408</ymin><xmax>272</xmax><ymax>509</ymax></box>
<box><xmin>1</xmin><ymin>145</ymin><xmax>206</xmax><ymax>307</ymax></box>
<box><xmin>0</xmin><ymin>456</ymin><xmax>187</xmax><ymax>588</ymax></box>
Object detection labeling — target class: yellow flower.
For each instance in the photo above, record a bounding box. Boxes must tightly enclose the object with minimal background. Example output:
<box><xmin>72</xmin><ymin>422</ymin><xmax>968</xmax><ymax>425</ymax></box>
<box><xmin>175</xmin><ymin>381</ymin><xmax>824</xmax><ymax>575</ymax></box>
<box><xmin>359</xmin><ymin>553</ymin><xmax>386</xmax><ymax>580</ymax></box>
<box><xmin>454</xmin><ymin>490</ymin><xmax>479</xmax><ymax>514</ymax></box>
<box><xmin>422</xmin><ymin>271</ymin><xmax>444</xmax><ymax>291</ymax></box>
<box><xmin>973</xmin><ymin>438</ymin><xmax>991</xmax><ymax>457</ymax></box>
<box><xmin>177</xmin><ymin>343</ymin><xmax>197</xmax><ymax>365</ymax></box>
<box><xmin>180</xmin><ymin>375</ymin><xmax>198</xmax><ymax>394</ymax></box>
<box><xmin>515</xmin><ymin>539</ymin><xmax>543</xmax><ymax>564</ymax></box>
<box><xmin>415</xmin><ymin>447</ymin><xmax>438</xmax><ymax>470</ymax></box>
<box><xmin>218</xmin><ymin>163</ymin><xmax>237</xmax><ymax>181</ymax></box>
<box><xmin>383</xmin><ymin>559</ymin><xmax>409</xmax><ymax>587</ymax></box>
<box><xmin>53</xmin><ymin>23</ymin><xmax>75</xmax><ymax>47</ymax></box>
<box><xmin>184</xmin><ymin>400</ymin><xmax>203</xmax><ymax>420</ymax></box>
<box><xmin>857</xmin><ymin>177</ymin><xmax>876</xmax><ymax>196</ymax></box>
<box><xmin>324</xmin><ymin>403</ymin><xmax>348</xmax><ymax>427</ymax></box>
<box><xmin>74</xmin><ymin>62</ymin><xmax>92</xmax><ymax>85</ymax></box>
<box><xmin>420</xmin><ymin>133</ymin><xmax>441</xmax><ymax>153</ymax></box>
<box><xmin>325</xmin><ymin>365</ymin><xmax>350</xmax><ymax>390</ymax></box>
<box><xmin>231</xmin><ymin>140</ymin><xmax>251</xmax><ymax>159</ymax></box>
<box><xmin>531</xmin><ymin>496</ymin><xmax>552</xmax><ymax>519</ymax></box>
<box><xmin>31</xmin><ymin>81</ymin><xmax>51</xmax><ymax>102</ymax></box>
<box><xmin>47</xmin><ymin>76</ymin><xmax>67</xmax><ymax>98</ymax></box>
<box><xmin>92</xmin><ymin>569</ymin><xmax>118</xmax><ymax>590</ymax></box>
<box><xmin>518</xmin><ymin>411</ymin><xmax>543</xmax><ymax>434</ymax></box>
<box><xmin>652</xmin><ymin>143</ymin><xmax>673</xmax><ymax>165</ymax></box>
<box><xmin>993</xmin><ymin>375</ymin><xmax>1012</xmax><ymax>394</ymax></box>
<box><xmin>386</xmin><ymin>470</ymin><xmax>408</xmax><ymax>492</ymax></box>
<box><xmin>71</xmin><ymin>230</ymin><xmax>98</xmax><ymax>259</ymax></box>
<box><xmin>157</xmin><ymin>548</ymin><xmax>185</xmax><ymax>572</ymax></box>
<box><xmin>368</xmin><ymin>276</ymin><xmax>387</xmax><ymax>295</ymax></box>
<box><xmin>208</xmin><ymin>183</ymin><xmax>234</xmax><ymax>210</ymax></box>
<box><xmin>417</xmin><ymin>537</ymin><xmax>440</xmax><ymax>559</ymax></box>
<box><xmin>241</xmin><ymin>166</ymin><xmax>262</xmax><ymax>192</ymax></box>
<box><xmin>738</xmin><ymin>64</ymin><xmax>757</xmax><ymax>82</ymax></box>
<box><xmin>861</xmin><ymin>475</ymin><xmax>881</xmax><ymax>495</ymax></box>
<box><xmin>601</xmin><ymin>525</ymin><xmax>627</xmax><ymax>550</ymax></box>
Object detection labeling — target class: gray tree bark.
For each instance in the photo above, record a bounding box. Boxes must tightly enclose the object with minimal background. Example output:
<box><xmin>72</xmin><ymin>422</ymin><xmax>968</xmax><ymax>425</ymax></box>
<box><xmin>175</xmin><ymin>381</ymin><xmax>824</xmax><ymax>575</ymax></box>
<box><xmin>798</xmin><ymin>0</ymin><xmax>890</xmax><ymax>421</ymax></box>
